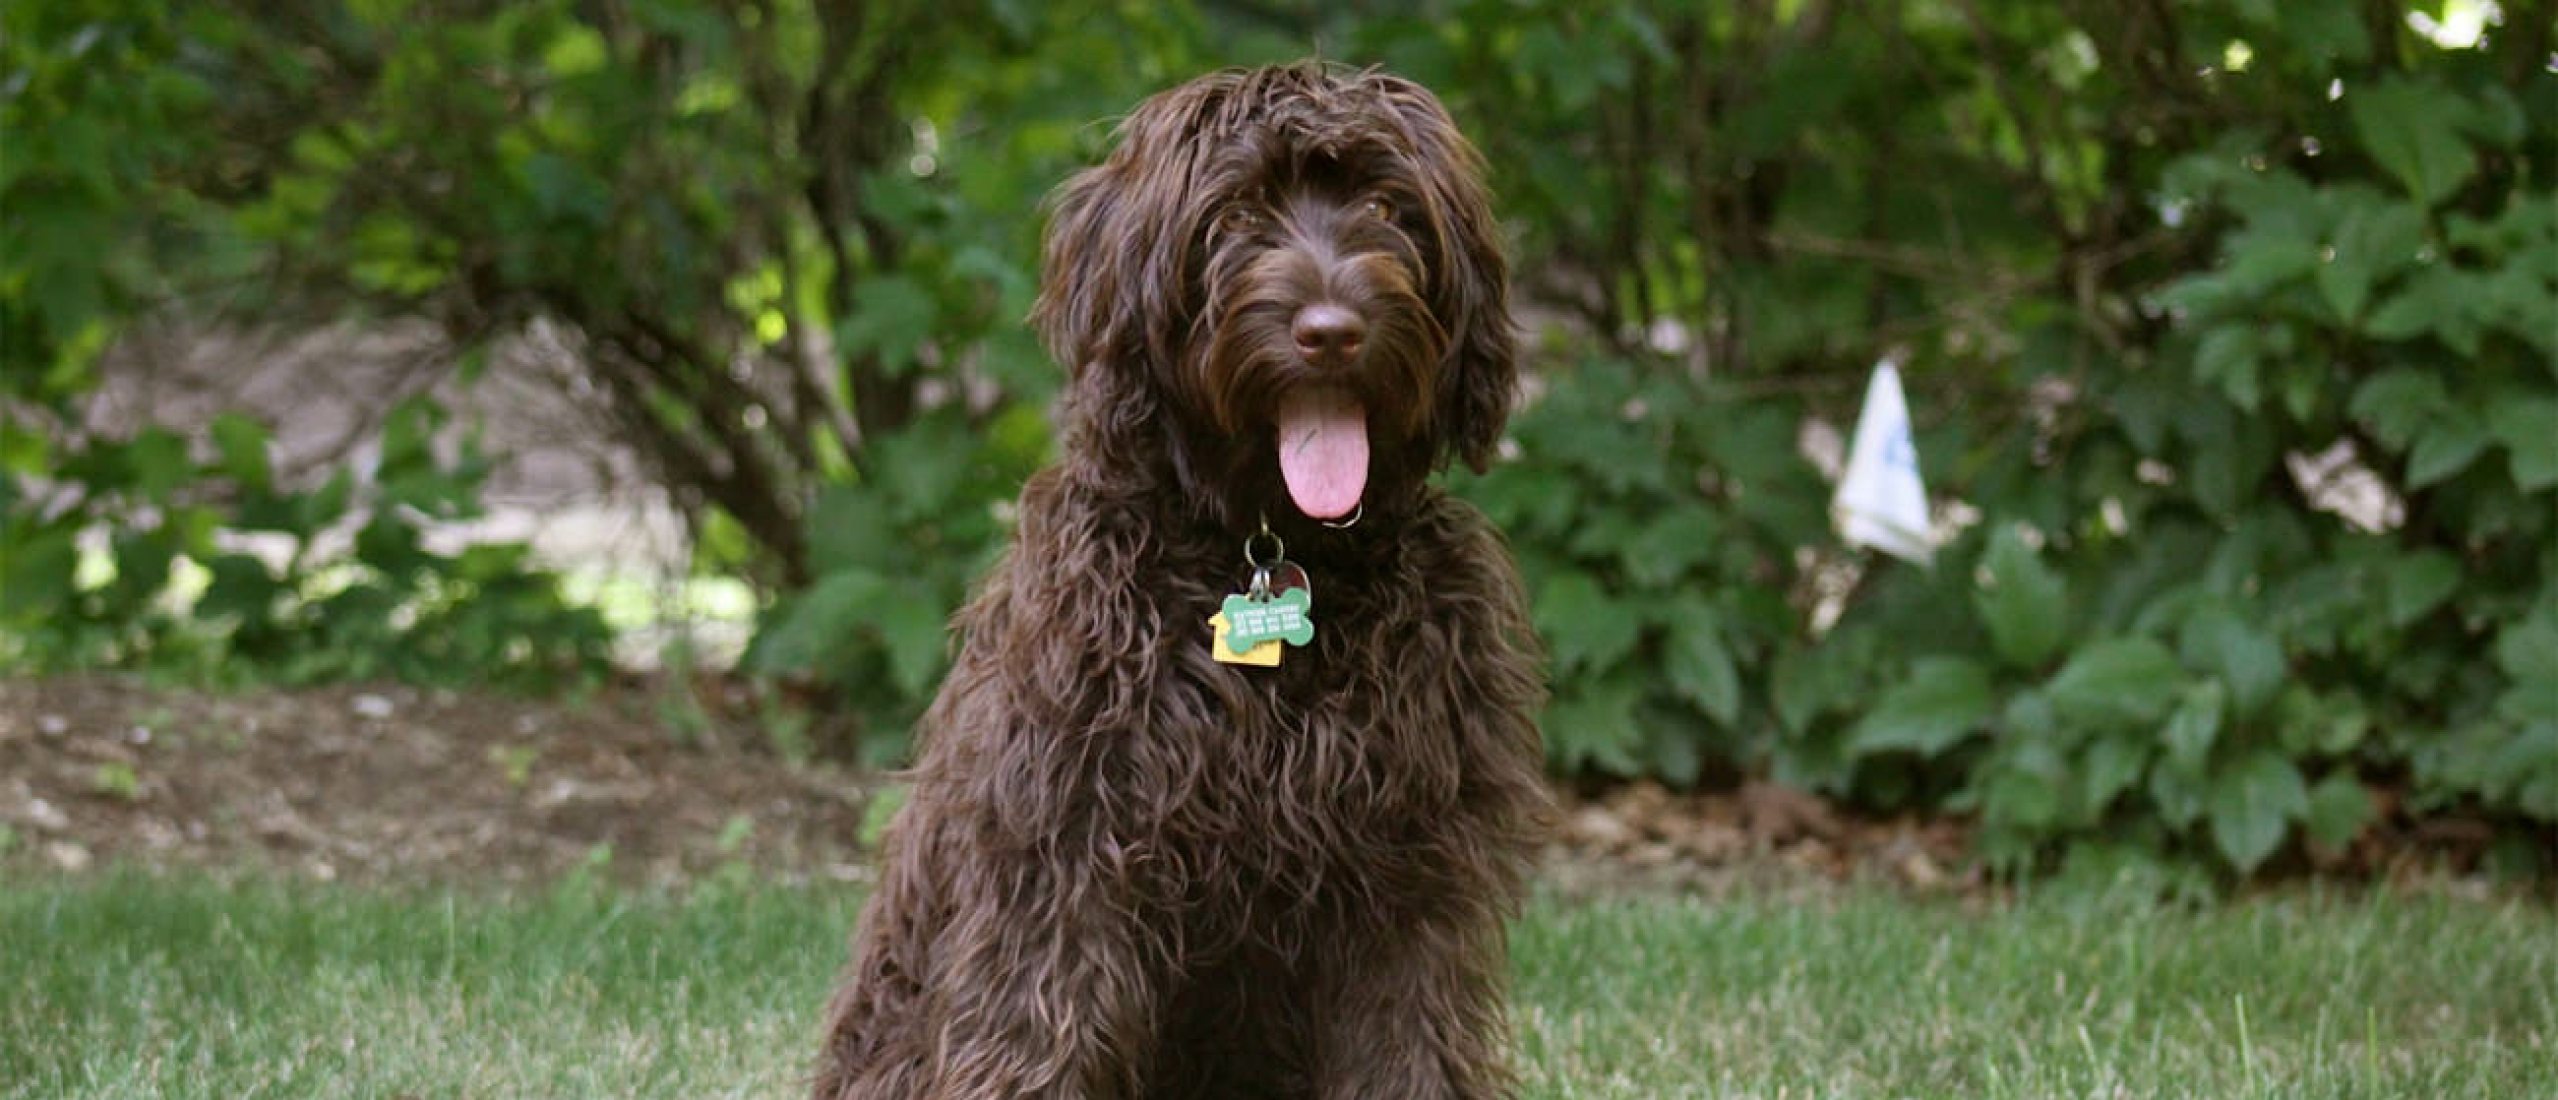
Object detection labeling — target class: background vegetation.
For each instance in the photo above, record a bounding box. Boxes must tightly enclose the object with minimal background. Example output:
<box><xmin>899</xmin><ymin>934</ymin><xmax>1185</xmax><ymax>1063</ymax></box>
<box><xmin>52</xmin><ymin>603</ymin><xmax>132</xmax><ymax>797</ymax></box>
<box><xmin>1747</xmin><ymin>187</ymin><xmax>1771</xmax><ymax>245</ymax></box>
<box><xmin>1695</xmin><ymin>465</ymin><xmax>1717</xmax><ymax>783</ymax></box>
<box><xmin>4</xmin><ymin>0</ymin><xmax>2551</xmax><ymax>881</ymax></box>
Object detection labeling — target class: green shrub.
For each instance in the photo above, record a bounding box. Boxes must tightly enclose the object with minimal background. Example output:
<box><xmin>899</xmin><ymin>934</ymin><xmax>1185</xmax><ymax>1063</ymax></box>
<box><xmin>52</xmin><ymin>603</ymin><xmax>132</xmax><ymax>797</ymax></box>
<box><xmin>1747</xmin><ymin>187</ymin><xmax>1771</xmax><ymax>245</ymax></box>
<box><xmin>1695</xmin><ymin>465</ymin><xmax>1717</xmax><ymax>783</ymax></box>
<box><xmin>0</xmin><ymin>399</ymin><xmax>612</xmax><ymax>692</ymax></box>
<box><xmin>739</xmin><ymin>409</ymin><xmax>1047</xmax><ymax>763</ymax></box>
<box><xmin>1433</xmin><ymin>1</ymin><xmax>2556</xmax><ymax>876</ymax></box>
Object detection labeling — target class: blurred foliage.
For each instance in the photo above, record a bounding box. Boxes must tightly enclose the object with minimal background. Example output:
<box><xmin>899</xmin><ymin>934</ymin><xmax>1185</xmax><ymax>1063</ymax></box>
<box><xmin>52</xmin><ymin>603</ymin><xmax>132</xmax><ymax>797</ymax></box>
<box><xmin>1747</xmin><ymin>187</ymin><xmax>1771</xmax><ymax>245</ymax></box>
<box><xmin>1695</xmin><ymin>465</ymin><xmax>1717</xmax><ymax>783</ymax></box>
<box><xmin>0</xmin><ymin>395</ymin><xmax>612</xmax><ymax>689</ymax></box>
<box><xmin>4</xmin><ymin>0</ymin><xmax>2552</xmax><ymax>874</ymax></box>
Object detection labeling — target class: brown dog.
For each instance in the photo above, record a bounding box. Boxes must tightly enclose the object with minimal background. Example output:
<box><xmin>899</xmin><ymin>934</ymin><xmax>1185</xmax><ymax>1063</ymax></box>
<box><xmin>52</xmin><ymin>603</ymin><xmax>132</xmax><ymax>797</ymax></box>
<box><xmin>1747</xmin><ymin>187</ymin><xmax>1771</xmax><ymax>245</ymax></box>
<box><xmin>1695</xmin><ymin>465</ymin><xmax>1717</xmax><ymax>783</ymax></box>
<box><xmin>813</xmin><ymin>62</ymin><xmax>1548</xmax><ymax>1100</ymax></box>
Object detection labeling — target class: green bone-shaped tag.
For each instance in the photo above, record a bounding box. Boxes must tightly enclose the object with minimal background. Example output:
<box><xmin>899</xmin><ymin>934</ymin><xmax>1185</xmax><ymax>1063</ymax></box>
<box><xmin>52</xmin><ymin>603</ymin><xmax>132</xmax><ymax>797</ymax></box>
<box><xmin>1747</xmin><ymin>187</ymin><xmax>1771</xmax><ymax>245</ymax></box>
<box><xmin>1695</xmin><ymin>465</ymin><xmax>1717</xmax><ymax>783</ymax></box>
<box><xmin>1220</xmin><ymin>587</ymin><xmax>1315</xmax><ymax>655</ymax></box>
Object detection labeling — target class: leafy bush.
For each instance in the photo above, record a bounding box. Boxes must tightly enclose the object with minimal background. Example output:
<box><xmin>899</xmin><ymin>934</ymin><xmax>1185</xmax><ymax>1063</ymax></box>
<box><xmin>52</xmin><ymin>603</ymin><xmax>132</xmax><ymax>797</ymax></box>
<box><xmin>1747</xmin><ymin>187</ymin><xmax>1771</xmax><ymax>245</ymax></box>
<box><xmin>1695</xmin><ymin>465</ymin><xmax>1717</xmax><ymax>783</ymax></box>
<box><xmin>1438</xmin><ymin>1</ymin><xmax>2555</xmax><ymax>877</ymax></box>
<box><xmin>1460</xmin><ymin>358</ymin><xmax>1830</xmax><ymax>786</ymax></box>
<box><xmin>739</xmin><ymin>409</ymin><xmax>1047</xmax><ymax>763</ymax></box>
<box><xmin>0</xmin><ymin>399</ymin><xmax>612</xmax><ymax>691</ymax></box>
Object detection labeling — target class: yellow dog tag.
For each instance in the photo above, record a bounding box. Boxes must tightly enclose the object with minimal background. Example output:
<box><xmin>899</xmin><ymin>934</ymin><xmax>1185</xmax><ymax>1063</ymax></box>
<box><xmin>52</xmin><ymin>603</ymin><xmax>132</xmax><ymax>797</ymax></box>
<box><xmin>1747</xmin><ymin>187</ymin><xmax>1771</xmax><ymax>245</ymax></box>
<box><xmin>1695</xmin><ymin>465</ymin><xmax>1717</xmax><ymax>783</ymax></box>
<box><xmin>1208</xmin><ymin>611</ymin><xmax>1282</xmax><ymax>667</ymax></box>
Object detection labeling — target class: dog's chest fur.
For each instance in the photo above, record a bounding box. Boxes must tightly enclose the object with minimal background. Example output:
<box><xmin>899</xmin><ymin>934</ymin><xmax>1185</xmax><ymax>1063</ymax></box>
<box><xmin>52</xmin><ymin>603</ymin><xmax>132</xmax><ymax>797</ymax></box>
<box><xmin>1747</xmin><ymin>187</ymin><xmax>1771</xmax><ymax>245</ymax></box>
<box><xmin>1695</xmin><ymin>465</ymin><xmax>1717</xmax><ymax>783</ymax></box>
<box><xmin>917</xmin><ymin>468</ymin><xmax>1541</xmax><ymax>913</ymax></box>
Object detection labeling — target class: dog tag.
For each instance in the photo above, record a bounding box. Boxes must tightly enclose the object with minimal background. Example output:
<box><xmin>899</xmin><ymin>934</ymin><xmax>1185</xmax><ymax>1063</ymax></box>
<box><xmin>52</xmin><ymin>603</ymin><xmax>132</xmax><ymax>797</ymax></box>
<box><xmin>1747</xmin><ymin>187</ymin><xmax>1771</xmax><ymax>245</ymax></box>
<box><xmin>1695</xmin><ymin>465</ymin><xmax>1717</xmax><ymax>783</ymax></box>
<box><xmin>1221</xmin><ymin>586</ymin><xmax>1315</xmax><ymax>653</ymax></box>
<box><xmin>1264</xmin><ymin>561</ymin><xmax>1311</xmax><ymax>604</ymax></box>
<box><xmin>1208</xmin><ymin>611</ymin><xmax>1283</xmax><ymax>667</ymax></box>
<box><xmin>1216</xmin><ymin>519</ymin><xmax>1315</xmax><ymax>667</ymax></box>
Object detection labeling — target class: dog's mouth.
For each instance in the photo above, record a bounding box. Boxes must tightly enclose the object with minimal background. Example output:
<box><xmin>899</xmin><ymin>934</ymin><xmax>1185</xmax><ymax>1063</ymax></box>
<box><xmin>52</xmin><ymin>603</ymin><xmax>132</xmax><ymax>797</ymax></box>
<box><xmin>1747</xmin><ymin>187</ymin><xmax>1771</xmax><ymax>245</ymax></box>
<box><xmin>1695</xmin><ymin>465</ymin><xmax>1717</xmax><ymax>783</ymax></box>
<box><xmin>1275</xmin><ymin>386</ymin><xmax>1368</xmax><ymax>520</ymax></box>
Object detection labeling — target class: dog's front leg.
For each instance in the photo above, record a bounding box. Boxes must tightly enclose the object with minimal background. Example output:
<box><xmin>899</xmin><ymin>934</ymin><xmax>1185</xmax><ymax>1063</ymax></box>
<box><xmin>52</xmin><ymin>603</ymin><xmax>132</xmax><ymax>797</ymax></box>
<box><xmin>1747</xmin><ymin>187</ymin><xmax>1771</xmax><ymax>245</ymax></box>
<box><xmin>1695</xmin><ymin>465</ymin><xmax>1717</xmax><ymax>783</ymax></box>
<box><xmin>921</xmin><ymin>852</ymin><xmax>1165</xmax><ymax>1099</ymax></box>
<box><xmin>1306</xmin><ymin>903</ymin><xmax>1516</xmax><ymax>1100</ymax></box>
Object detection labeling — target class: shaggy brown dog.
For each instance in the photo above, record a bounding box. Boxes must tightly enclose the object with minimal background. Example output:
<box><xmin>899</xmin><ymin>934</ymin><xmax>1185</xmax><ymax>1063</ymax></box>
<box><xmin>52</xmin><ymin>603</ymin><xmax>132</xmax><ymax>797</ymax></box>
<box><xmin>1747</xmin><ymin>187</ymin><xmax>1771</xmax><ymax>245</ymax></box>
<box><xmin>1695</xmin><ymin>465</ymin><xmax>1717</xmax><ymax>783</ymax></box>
<box><xmin>812</xmin><ymin>62</ymin><xmax>1548</xmax><ymax>1100</ymax></box>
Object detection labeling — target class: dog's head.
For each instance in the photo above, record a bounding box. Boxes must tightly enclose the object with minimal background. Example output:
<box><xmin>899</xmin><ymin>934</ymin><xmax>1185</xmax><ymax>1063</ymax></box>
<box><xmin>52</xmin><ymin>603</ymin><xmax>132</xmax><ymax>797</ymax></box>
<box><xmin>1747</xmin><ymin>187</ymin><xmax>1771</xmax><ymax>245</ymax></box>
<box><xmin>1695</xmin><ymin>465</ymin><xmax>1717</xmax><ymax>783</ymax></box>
<box><xmin>1032</xmin><ymin>63</ymin><xmax>1516</xmax><ymax>526</ymax></box>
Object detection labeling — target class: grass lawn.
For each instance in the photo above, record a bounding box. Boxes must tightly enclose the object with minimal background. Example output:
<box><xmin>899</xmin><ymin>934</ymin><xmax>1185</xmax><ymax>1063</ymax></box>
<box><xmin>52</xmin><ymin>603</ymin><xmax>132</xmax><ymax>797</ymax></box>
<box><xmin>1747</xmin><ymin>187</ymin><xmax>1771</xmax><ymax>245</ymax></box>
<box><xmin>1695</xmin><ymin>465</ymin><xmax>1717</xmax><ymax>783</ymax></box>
<box><xmin>4</xmin><ymin>873</ymin><xmax>2552</xmax><ymax>1099</ymax></box>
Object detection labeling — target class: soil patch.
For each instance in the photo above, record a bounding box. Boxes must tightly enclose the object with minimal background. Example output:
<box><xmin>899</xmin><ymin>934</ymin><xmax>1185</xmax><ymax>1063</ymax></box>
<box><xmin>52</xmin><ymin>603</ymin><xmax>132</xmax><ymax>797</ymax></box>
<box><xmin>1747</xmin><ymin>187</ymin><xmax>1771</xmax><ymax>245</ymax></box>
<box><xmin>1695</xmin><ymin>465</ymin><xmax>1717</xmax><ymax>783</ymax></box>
<box><xmin>8</xmin><ymin>675</ymin><xmax>2520</xmax><ymax>896</ymax></box>
<box><xmin>0</xmin><ymin>674</ymin><xmax>878</xmax><ymax>887</ymax></box>
<box><xmin>3</xmin><ymin>674</ymin><xmax>1989</xmax><ymax>894</ymax></box>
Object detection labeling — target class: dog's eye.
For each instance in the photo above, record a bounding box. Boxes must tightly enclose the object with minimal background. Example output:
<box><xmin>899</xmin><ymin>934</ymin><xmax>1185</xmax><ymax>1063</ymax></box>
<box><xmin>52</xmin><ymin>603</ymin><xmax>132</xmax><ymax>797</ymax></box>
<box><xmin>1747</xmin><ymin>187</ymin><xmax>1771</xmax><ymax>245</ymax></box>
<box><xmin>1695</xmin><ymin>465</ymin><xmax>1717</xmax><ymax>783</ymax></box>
<box><xmin>1220</xmin><ymin>205</ymin><xmax>1267</xmax><ymax>233</ymax></box>
<box><xmin>1359</xmin><ymin>196</ymin><xmax>1396</xmax><ymax>222</ymax></box>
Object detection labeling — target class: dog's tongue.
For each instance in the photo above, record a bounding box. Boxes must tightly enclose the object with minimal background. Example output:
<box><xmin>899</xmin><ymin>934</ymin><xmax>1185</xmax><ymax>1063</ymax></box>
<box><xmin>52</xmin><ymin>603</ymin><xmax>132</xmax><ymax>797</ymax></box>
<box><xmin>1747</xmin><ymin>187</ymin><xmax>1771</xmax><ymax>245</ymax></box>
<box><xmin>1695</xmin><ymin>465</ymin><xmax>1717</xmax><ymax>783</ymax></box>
<box><xmin>1276</xmin><ymin>388</ymin><xmax>1368</xmax><ymax>520</ymax></box>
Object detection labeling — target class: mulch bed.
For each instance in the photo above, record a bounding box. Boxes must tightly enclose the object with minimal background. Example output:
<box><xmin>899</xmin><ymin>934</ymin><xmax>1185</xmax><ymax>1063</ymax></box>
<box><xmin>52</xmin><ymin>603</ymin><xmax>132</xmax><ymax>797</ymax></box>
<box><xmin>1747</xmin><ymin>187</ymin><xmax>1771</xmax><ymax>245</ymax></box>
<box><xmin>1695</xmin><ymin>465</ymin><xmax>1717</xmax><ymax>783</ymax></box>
<box><xmin>3</xmin><ymin>673</ymin><xmax>1983</xmax><ymax>894</ymax></box>
<box><xmin>0</xmin><ymin>674</ymin><xmax>877</xmax><ymax>887</ymax></box>
<box><xmin>9</xmin><ymin>673</ymin><xmax>2521</xmax><ymax>895</ymax></box>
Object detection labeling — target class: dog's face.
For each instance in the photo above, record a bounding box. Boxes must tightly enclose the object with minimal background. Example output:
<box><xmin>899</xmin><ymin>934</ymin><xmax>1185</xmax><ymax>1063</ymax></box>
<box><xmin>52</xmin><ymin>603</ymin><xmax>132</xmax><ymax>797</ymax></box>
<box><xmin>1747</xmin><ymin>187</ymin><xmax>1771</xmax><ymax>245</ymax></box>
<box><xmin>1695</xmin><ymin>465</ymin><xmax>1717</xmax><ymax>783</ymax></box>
<box><xmin>1033</xmin><ymin>64</ymin><xmax>1517</xmax><ymax>524</ymax></box>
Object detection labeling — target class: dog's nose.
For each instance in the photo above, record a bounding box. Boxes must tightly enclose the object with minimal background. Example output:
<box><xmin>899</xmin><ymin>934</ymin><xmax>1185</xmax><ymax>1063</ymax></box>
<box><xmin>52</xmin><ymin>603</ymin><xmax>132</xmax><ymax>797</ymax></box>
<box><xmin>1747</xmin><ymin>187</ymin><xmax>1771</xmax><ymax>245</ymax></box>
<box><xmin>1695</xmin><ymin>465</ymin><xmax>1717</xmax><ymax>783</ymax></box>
<box><xmin>1291</xmin><ymin>304</ymin><xmax>1366</xmax><ymax>365</ymax></box>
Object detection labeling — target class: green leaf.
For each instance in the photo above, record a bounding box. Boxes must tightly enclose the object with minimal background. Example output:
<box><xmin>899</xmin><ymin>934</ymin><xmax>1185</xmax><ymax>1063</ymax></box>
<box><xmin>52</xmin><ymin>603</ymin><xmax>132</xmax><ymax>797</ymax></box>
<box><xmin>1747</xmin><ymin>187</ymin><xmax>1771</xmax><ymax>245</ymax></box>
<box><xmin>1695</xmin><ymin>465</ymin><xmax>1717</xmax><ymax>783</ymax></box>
<box><xmin>2274</xmin><ymin>0</ymin><xmax>2370</xmax><ymax>62</ymax></box>
<box><xmin>2081</xmin><ymin>734</ymin><xmax>2150</xmax><ymax>811</ymax></box>
<box><xmin>1535</xmin><ymin>570</ymin><xmax>1639</xmax><ymax>675</ymax></box>
<box><xmin>2364</xmin><ymin>267</ymin><xmax>2484</xmax><ymax>354</ymax></box>
<box><xmin>0</xmin><ymin>528</ymin><xmax>78</xmax><ymax>619</ymax></box>
<box><xmin>542</xmin><ymin>23</ymin><xmax>610</xmax><ymax>77</ymax></box>
<box><xmin>0</xmin><ymin>419</ymin><xmax>47</xmax><ymax>476</ymax></box>
<box><xmin>840</xmin><ymin>275</ymin><xmax>937</xmax><ymax>376</ymax></box>
<box><xmin>2383</xmin><ymin>550</ymin><xmax>2461</xmax><ymax>627</ymax></box>
<box><xmin>353</xmin><ymin>514</ymin><xmax>432</xmax><ymax>581</ymax></box>
<box><xmin>2149</xmin><ymin>766</ymin><xmax>2206</xmax><ymax>830</ymax></box>
<box><xmin>2208</xmin><ymin>750</ymin><xmax>2308</xmax><ymax>873</ymax></box>
<box><xmin>2046</xmin><ymin>637</ymin><xmax>2186</xmax><ymax>731</ymax></box>
<box><xmin>197</xmin><ymin>553</ymin><xmax>282</xmax><ymax>623</ymax></box>
<box><xmin>2299</xmin><ymin>690</ymin><xmax>2370</xmax><ymax>755</ymax></box>
<box><xmin>2161</xmin><ymin>680</ymin><xmax>2225</xmax><ymax>774</ymax></box>
<box><xmin>2318</xmin><ymin>195</ymin><xmax>2425</xmax><ymax>323</ymax></box>
<box><xmin>804</xmin><ymin>485</ymin><xmax>900</xmax><ymax>568</ymax></box>
<box><xmin>1661</xmin><ymin>599</ymin><xmax>1742</xmax><ymax>726</ymax></box>
<box><xmin>2492</xmin><ymin>606</ymin><xmax>2558</xmax><ymax>685</ymax></box>
<box><xmin>2487</xmin><ymin>398</ymin><xmax>2558</xmax><ymax>491</ymax></box>
<box><xmin>126</xmin><ymin>428</ymin><xmax>193</xmax><ymax>502</ymax></box>
<box><xmin>2183</xmin><ymin>406</ymin><xmax>2278</xmax><ymax>519</ymax></box>
<box><xmin>2348</xmin><ymin>369</ymin><xmax>2447</xmax><ymax>450</ymax></box>
<box><xmin>1974</xmin><ymin>525</ymin><xmax>2067</xmax><ymax>670</ymax></box>
<box><xmin>2487</xmin><ymin>723</ymin><xmax>2558</xmax><ymax>795</ymax></box>
<box><xmin>871</xmin><ymin>417</ymin><xmax>978</xmax><ymax>515</ymax></box>
<box><xmin>2348</xmin><ymin>78</ymin><xmax>2479</xmax><ymax>207</ymax></box>
<box><xmin>1641</xmin><ymin>709</ymin><xmax>1704</xmax><ymax>789</ymax></box>
<box><xmin>744</xmin><ymin>569</ymin><xmax>886</xmax><ymax>676</ymax></box>
<box><xmin>522</xmin><ymin>152</ymin><xmax>610</xmax><ymax>227</ymax></box>
<box><xmin>1847</xmin><ymin>656</ymin><xmax>1993</xmax><ymax>757</ymax></box>
<box><xmin>107</xmin><ymin>530</ymin><xmax>172</xmax><ymax>602</ymax></box>
<box><xmin>209</xmin><ymin>413</ymin><xmax>272</xmax><ymax>491</ymax></box>
<box><xmin>1768</xmin><ymin>642</ymin><xmax>1839</xmax><ymax>734</ymax></box>
<box><xmin>298</xmin><ymin>469</ymin><xmax>355</xmax><ymax>540</ymax></box>
<box><xmin>1544</xmin><ymin>676</ymin><xmax>1645</xmax><ymax>776</ymax></box>
<box><xmin>2192</xmin><ymin>324</ymin><xmax>2262</xmax><ymax>411</ymax></box>
<box><xmin>2406</xmin><ymin>412</ymin><xmax>2489</xmax><ymax>488</ymax></box>
<box><xmin>2220</xmin><ymin>226</ymin><xmax>2320</xmax><ymax>294</ymax></box>
<box><xmin>876</xmin><ymin>591</ymin><xmax>951</xmax><ymax>697</ymax></box>
<box><xmin>1981</xmin><ymin>740</ymin><xmax>2068</xmax><ymax>830</ymax></box>
<box><xmin>2302</xmin><ymin>773</ymin><xmax>2374</xmax><ymax>848</ymax></box>
<box><xmin>2176</xmin><ymin>603</ymin><xmax>2285</xmax><ymax>718</ymax></box>
<box><xmin>1619</xmin><ymin>507</ymin><xmax>1721</xmax><ymax>587</ymax></box>
<box><xmin>1460</xmin><ymin>464</ymin><xmax>1577</xmax><ymax>536</ymax></box>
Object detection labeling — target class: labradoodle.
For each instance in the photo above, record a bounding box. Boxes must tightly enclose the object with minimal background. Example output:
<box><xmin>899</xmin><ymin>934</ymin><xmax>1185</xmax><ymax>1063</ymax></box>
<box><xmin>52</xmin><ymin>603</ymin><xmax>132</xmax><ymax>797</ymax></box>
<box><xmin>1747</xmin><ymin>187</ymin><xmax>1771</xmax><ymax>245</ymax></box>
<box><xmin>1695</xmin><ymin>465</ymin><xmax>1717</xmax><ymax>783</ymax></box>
<box><xmin>813</xmin><ymin>61</ymin><xmax>1548</xmax><ymax>1100</ymax></box>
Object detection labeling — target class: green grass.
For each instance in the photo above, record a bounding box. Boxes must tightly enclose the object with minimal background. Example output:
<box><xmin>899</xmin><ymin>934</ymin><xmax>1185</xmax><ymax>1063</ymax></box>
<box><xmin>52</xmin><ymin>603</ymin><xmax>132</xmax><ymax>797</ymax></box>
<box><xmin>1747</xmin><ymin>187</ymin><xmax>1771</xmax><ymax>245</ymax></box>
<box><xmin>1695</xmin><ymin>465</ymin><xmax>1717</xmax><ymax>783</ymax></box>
<box><xmin>4</xmin><ymin>873</ymin><xmax>2551</xmax><ymax>1099</ymax></box>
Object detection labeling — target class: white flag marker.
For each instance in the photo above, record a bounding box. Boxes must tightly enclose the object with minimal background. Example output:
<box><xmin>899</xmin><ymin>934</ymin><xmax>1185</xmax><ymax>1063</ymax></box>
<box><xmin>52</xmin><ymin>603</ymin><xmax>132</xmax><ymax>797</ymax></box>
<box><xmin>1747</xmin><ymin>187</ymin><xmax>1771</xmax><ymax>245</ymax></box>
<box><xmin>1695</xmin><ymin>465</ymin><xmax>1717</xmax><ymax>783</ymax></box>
<box><xmin>1832</xmin><ymin>360</ymin><xmax>1934</xmax><ymax>564</ymax></box>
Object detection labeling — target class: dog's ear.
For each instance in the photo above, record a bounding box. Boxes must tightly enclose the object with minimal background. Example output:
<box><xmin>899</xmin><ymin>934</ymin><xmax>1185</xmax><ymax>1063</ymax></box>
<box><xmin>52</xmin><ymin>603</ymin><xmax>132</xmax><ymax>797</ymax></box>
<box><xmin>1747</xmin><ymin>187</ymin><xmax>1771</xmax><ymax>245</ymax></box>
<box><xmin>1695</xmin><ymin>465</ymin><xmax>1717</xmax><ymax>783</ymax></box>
<box><xmin>1031</xmin><ymin>78</ymin><xmax>1225</xmax><ymax>386</ymax></box>
<box><xmin>1373</xmin><ymin>75</ymin><xmax>1518</xmax><ymax>474</ymax></box>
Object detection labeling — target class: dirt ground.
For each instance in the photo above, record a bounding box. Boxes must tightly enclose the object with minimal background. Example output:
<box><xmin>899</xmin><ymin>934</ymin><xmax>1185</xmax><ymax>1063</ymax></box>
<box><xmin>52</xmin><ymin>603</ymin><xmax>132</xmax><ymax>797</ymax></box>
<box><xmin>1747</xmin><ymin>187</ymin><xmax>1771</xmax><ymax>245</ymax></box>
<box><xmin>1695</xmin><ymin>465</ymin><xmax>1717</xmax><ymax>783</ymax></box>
<box><xmin>0</xmin><ymin>674</ymin><xmax>881</xmax><ymax>887</ymax></box>
<box><xmin>2</xmin><ymin>673</ymin><xmax>2005</xmax><ymax>894</ymax></box>
<box><xmin>6</xmin><ymin>674</ymin><xmax>2534</xmax><ymax>896</ymax></box>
